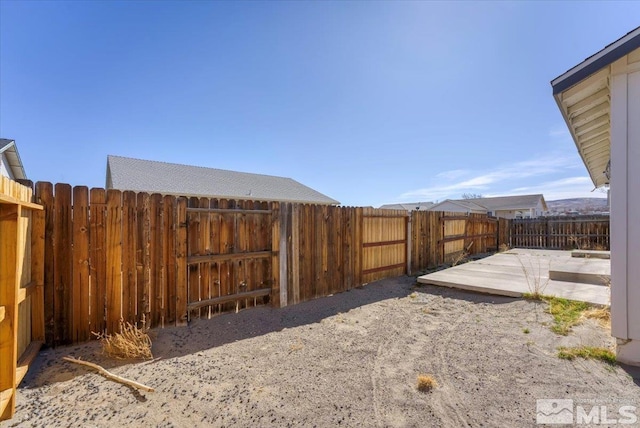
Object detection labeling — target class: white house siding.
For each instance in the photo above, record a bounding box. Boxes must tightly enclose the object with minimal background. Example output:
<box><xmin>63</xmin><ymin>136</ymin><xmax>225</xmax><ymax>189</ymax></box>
<box><xmin>495</xmin><ymin>204</ymin><xmax>542</xmax><ymax>219</ymax></box>
<box><xmin>610</xmin><ymin>51</ymin><xmax>640</xmax><ymax>364</ymax></box>
<box><xmin>0</xmin><ymin>152</ymin><xmax>14</xmax><ymax>179</ymax></box>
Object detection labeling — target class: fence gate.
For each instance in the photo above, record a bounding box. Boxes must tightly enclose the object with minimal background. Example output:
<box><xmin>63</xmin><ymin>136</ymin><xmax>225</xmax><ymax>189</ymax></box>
<box><xmin>361</xmin><ymin>208</ymin><xmax>408</xmax><ymax>283</ymax></box>
<box><xmin>185</xmin><ymin>199</ymin><xmax>275</xmax><ymax>320</ymax></box>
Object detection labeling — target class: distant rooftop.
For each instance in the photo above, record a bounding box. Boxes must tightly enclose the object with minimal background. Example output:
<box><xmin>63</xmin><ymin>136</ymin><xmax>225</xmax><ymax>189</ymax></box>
<box><xmin>0</xmin><ymin>138</ymin><xmax>27</xmax><ymax>180</ymax></box>
<box><xmin>379</xmin><ymin>202</ymin><xmax>434</xmax><ymax>211</ymax></box>
<box><xmin>462</xmin><ymin>194</ymin><xmax>547</xmax><ymax>211</ymax></box>
<box><xmin>106</xmin><ymin>155</ymin><xmax>339</xmax><ymax>205</ymax></box>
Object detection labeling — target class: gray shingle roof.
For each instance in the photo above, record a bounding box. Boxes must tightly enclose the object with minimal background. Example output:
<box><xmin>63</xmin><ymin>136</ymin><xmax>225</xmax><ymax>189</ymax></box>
<box><xmin>106</xmin><ymin>155</ymin><xmax>339</xmax><ymax>205</ymax></box>
<box><xmin>429</xmin><ymin>199</ymin><xmax>487</xmax><ymax>212</ymax></box>
<box><xmin>462</xmin><ymin>194</ymin><xmax>547</xmax><ymax>211</ymax></box>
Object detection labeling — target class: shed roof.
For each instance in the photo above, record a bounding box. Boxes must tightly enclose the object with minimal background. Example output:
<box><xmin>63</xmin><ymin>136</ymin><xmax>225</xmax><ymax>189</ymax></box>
<box><xmin>551</xmin><ymin>26</ymin><xmax>640</xmax><ymax>188</ymax></box>
<box><xmin>106</xmin><ymin>155</ymin><xmax>339</xmax><ymax>205</ymax></box>
<box><xmin>0</xmin><ymin>139</ymin><xmax>27</xmax><ymax>180</ymax></box>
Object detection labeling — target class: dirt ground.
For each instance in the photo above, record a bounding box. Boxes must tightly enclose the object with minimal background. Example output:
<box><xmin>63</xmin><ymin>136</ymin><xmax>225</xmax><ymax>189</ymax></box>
<box><xmin>3</xmin><ymin>276</ymin><xmax>639</xmax><ymax>428</ymax></box>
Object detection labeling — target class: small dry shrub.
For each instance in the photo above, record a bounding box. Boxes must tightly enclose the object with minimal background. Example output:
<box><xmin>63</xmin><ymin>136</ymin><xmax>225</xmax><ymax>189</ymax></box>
<box><xmin>517</xmin><ymin>255</ymin><xmax>549</xmax><ymax>299</ymax></box>
<box><xmin>93</xmin><ymin>317</ymin><xmax>153</xmax><ymax>360</ymax></box>
<box><xmin>583</xmin><ymin>276</ymin><xmax>611</xmax><ymax>328</ymax></box>
<box><xmin>451</xmin><ymin>251</ymin><xmax>469</xmax><ymax>267</ymax></box>
<box><xmin>583</xmin><ymin>307</ymin><xmax>611</xmax><ymax>328</ymax></box>
<box><xmin>416</xmin><ymin>374</ymin><xmax>438</xmax><ymax>392</ymax></box>
<box><xmin>499</xmin><ymin>243</ymin><xmax>510</xmax><ymax>253</ymax></box>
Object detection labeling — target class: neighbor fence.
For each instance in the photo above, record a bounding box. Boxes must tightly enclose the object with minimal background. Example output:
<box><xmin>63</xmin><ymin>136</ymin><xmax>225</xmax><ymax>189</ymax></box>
<box><xmin>0</xmin><ymin>176</ymin><xmax>44</xmax><ymax>421</ymax></box>
<box><xmin>30</xmin><ymin>182</ymin><xmax>505</xmax><ymax>348</ymax></box>
<box><xmin>503</xmin><ymin>216</ymin><xmax>610</xmax><ymax>250</ymax></box>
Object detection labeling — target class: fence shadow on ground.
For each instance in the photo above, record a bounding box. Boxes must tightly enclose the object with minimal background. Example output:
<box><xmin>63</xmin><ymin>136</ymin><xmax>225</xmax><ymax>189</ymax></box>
<box><xmin>152</xmin><ymin>275</ymin><xmax>416</xmax><ymax>360</ymax></box>
<box><xmin>19</xmin><ymin>275</ymin><xmax>417</xmax><ymax>390</ymax></box>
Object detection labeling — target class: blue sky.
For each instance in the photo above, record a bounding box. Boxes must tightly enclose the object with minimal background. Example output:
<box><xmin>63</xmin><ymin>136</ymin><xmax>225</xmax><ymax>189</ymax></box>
<box><xmin>1</xmin><ymin>1</ymin><xmax>637</xmax><ymax>206</ymax></box>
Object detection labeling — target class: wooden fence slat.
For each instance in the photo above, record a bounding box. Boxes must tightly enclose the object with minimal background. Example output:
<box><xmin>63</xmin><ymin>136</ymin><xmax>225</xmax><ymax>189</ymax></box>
<box><xmin>53</xmin><ymin>184</ymin><xmax>72</xmax><ymax>345</ymax></box>
<box><xmin>150</xmin><ymin>194</ymin><xmax>163</xmax><ymax>326</ymax></box>
<box><xmin>136</xmin><ymin>192</ymin><xmax>151</xmax><ymax>324</ymax></box>
<box><xmin>105</xmin><ymin>189</ymin><xmax>122</xmax><ymax>335</ymax></box>
<box><xmin>176</xmin><ymin>197</ymin><xmax>188</xmax><ymax>325</ymax></box>
<box><xmin>121</xmin><ymin>191</ymin><xmax>137</xmax><ymax>325</ymax></box>
<box><xmin>71</xmin><ymin>186</ymin><xmax>90</xmax><ymax>342</ymax></box>
<box><xmin>89</xmin><ymin>188</ymin><xmax>106</xmax><ymax>336</ymax></box>
<box><xmin>36</xmin><ymin>182</ymin><xmax>55</xmax><ymax>346</ymax></box>
<box><xmin>30</xmin><ymin>197</ymin><xmax>45</xmax><ymax>343</ymax></box>
<box><xmin>164</xmin><ymin>195</ymin><xmax>176</xmax><ymax>325</ymax></box>
<box><xmin>271</xmin><ymin>202</ymin><xmax>281</xmax><ymax>307</ymax></box>
<box><xmin>199</xmin><ymin>197</ymin><xmax>210</xmax><ymax>318</ymax></box>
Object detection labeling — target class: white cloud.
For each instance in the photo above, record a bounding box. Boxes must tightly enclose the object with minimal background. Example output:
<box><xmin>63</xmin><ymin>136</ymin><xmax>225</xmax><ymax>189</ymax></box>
<box><xmin>398</xmin><ymin>154</ymin><xmax>583</xmax><ymax>201</ymax></box>
<box><xmin>435</xmin><ymin>169</ymin><xmax>469</xmax><ymax>180</ymax></box>
<box><xmin>498</xmin><ymin>176</ymin><xmax>605</xmax><ymax>201</ymax></box>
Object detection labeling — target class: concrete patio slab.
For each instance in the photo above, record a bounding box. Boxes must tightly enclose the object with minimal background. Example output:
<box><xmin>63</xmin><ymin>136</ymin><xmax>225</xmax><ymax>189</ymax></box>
<box><xmin>548</xmin><ymin>257</ymin><xmax>610</xmax><ymax>285</ymax></box>
<box><xmin>572</xmin><ymin>249</ymin><xmax>610</xmax><ymax>259</ymax></box>
<box><xmin>417</xmin><ymin>249</ymin><xmax>610</xmax><ymax>305</ymax></box>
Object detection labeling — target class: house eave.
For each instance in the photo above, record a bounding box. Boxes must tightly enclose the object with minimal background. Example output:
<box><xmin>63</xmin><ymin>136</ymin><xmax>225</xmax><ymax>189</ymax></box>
<box><xmin>552</xmin><ymin>27</ymin><xmax>640</xmax><ymax>95</ymax></box>
<box><xmin>0</xmin><ymin>140</ymin><xmax>27</xmax><ymax>180</ymax></box>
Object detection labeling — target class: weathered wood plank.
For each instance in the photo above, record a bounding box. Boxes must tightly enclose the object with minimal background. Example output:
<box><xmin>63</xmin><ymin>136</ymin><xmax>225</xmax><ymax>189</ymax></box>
<box><xmin>72</xmin><ymin>186</ymin><xmax>90</xmax><ymax>342</ymax></box>
<box><xmin>89</xmin><ymin>188</ymin><xmax>106</xmax><ymax>336</ymax></box>
<box><xmin>54</xmin><ymin>184</ymin><xmax>72</xmax><ymax>345</ymax></box>
<box><xmin>164</xmin><ymin>195</ymin><xmax>176</xmax><ymax>325</ymax></box>
<box><xmin>105</xmin><ymin>189</ymin><xmax>122</xmax><ymax>335</ymax></box>
<box><xmin>30</xmin><ymin>196</ymin><xmax>45</xmax><ymax>343</ymax></box>
<box><xmin>149</xmin><ymin>194</ymin><xmax>163</xmax><ymax>327</ymax></box>
<box><xmin>35</xmin><ymin>182</ymin><xmax>55</xmax><ymax>345</ymax></box>
<box><xmin>121</xmin><ymin>191</ymin><xmax>137</xmax><ymax>325</ymax></box>
<box><xmin>175</xmin><ymin>197</ymin><xmax>188</xmax><ymax>325</ymax></box>
<box><xmin>199</xmin><ymin>197</ymin><xmax>210</xmax><ymax>318</ymax></box>
<box><xmin>136</xmin><ymin>192</ymin><xmax>151</xmax><ymax>323</ymax></box>
<box><xmin>271</xmin><ymin>202</ymin><xmax>282</xmax><ymax>307</ymax></box>
<box><xmin>186</xmin><ymin>288</ymin><xmax>271</xmax><ymax>311</ymax></box>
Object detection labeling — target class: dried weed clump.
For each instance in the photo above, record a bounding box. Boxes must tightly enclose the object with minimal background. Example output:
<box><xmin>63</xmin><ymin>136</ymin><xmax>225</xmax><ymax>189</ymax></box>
<box><xmin>416</xmin><ymin>374</ymin><xmax>438</xmax><ymax>392</ymax></box>
<box><xmin>93</xmin><ymin>317</ymin><xmax>153</xmax><ymax>360</ymax></box>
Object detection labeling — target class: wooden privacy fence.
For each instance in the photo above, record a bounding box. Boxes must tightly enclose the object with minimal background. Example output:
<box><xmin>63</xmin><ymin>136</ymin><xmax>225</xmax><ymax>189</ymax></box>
<box><xmin>34</xmin><ymin>181</ymin><xmax>510</xmax><ymax>346</ymax></box>
<box><xmin>0</xmin><ymin>177</ymin><xmax>44</xmax><ymax>421</ymax></box>
<box><xmin>505</xmin><ymin>216</ymin><xmax>610</xmax><ymax>250</ymax></box>
<box><xmin>411</xmin><ymin>211</ymin><xmax>498</xmax><ymax>272</ymax></box>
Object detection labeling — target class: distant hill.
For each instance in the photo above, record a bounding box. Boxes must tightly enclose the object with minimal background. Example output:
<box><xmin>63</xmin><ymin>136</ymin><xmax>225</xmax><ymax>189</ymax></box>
<box><xmin>546</xmin><ymin>198</ymin><xmax>608</xmax><ymax>215</ymax></box>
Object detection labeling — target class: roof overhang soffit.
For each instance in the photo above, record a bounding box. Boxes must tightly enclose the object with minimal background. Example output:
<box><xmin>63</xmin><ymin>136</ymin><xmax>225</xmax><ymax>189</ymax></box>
<box><xmin>553</xmin><ymin>67</ymin><xmax>611</xmax><ymax>188</ymax></box>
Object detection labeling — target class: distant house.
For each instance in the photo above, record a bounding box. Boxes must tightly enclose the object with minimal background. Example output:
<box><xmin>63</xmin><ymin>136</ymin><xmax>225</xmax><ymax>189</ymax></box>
<box><xmin>379</xmin><ymin>202</ymin><xmax>435</xmax><ymax>211</ymax></box>
<box><xmin>426</xmin><ymin>194</ymin><xmax>547</xmax><ymax>219</ymax></box>
<box><xmin>106</xmin><ymin>155</ymin><xmax>340</xmax><ymax>205</ymax></box>
<box><xmin>427</xmin><ymin>199</ymin><xmax>487</xmax><ymax>214</ymax></box>
<box><xmin>462</xmin><ymin>194</ymin><xmax>547</xmax><ymax>219</ymax></box>
<box><xmin>0</xmin><ymin>139</ymin><xmax>27</xmax><ymax>180</ymax></box>
<box><xmin>551</xmin><ymin>27</ymin><xmax>640</xmax><ymax>365</ymax></box>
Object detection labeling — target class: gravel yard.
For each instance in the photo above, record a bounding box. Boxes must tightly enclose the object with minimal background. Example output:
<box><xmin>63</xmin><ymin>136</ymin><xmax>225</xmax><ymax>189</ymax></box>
<box><xmin>3</xmin><ymin>276</ymin><xmax>638</xmax><ymax>427</ymax></box>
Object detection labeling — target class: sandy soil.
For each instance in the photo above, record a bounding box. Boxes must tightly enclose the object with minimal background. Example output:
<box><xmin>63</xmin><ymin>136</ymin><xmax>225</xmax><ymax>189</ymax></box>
<box><xmin>3</xmin><ymin>276</ymin><xmax>639</xmax><ymax>428</ymax></box>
